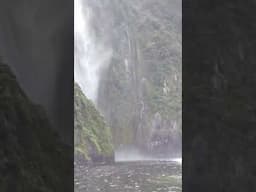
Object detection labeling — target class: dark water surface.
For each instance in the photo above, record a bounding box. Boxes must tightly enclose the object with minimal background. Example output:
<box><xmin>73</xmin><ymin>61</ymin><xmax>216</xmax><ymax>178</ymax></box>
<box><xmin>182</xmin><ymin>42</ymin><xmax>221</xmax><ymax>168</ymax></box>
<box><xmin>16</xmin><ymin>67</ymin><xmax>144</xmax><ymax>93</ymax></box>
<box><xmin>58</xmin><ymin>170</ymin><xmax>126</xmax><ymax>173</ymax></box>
<box><xmin>75</xmin><ymin>161</ymin><xmax>182</xmax><ymax>192</ymax></box>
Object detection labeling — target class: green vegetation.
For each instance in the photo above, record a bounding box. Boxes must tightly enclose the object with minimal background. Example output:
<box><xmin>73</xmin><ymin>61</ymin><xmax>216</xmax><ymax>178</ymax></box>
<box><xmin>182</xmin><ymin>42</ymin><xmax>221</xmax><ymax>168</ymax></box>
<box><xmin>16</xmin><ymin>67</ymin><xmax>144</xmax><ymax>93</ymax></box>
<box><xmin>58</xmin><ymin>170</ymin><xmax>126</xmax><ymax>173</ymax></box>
<box><xmin>97</xmin><ymin>0</ymin><xmax>181</xmax><ymax>148</ymax></box>
<box><xmin>74</xmin><ymin>83</ymin><xmax>113</xmax><ymax>162</ymax></box>
<box><xmin>0</xmin><ymin>63</ymin><xmax>72</xmax><ymax>191</ymax></box>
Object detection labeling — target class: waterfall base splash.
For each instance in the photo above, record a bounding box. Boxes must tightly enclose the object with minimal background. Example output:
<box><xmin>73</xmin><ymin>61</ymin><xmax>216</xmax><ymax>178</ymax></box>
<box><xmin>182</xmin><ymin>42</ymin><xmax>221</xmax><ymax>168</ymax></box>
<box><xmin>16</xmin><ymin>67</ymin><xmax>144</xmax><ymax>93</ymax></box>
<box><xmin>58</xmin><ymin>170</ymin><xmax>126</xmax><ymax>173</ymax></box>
<box><xmin>114</xmin><ymin>145</ymin><xmax>181</xmax><ymax>164</ymax></box>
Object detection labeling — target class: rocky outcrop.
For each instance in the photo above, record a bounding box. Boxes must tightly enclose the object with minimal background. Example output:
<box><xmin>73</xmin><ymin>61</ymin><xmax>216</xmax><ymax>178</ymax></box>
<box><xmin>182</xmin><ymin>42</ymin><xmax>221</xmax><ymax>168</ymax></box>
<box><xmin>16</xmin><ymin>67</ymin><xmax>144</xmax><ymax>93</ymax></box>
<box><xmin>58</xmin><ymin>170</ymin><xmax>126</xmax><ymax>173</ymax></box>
<box><xmin>74</xmin><ymin>83</ymin><xmax>113</xmax><ymax>164</ymax></box>
<box><xmin>0</xmin><ymin>63</ymin><xmax>72</xmax><ymax>191</ymax></box>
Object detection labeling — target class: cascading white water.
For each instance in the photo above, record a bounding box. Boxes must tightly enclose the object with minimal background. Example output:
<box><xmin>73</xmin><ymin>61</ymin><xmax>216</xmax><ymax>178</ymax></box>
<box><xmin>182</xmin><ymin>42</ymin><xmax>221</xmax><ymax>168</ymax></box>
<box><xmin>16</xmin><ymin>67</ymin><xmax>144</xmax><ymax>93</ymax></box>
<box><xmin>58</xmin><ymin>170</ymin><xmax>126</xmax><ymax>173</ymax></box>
<box><xmin>74</xmin><ymin>0</ymin><xmax>112</xmax><ymax>103</ymax></box>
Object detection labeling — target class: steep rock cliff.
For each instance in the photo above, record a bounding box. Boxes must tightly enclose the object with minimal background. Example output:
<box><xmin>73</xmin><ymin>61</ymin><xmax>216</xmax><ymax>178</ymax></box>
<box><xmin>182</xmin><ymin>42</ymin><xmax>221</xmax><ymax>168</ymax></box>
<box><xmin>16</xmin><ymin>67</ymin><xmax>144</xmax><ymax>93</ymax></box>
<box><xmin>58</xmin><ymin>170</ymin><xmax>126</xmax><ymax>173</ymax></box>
<box><xmin>84</xmin><ymin>0</ymin><xmax>182</xmax><ymax>156</ymax></box>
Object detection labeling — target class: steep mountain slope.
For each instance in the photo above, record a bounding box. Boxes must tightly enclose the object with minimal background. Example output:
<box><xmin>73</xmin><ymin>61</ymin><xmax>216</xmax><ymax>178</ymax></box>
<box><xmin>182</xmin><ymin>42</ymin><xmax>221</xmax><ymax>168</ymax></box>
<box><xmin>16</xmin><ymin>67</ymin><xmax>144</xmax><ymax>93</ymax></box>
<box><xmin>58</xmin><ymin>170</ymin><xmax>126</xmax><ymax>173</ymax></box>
<box><xmin>85</xmin><ymin>0</ymin><xmax>182</xmax><ymax>156</ymax></box>
<box><xmin>74</xmin><ymin>83</ymin><xmax>113</xmax><ymax>163</ymax></box>
<box><xmin>0</xmin><ymin>63</ymin><xmax>72</xmax><ymax>191</ymax></box>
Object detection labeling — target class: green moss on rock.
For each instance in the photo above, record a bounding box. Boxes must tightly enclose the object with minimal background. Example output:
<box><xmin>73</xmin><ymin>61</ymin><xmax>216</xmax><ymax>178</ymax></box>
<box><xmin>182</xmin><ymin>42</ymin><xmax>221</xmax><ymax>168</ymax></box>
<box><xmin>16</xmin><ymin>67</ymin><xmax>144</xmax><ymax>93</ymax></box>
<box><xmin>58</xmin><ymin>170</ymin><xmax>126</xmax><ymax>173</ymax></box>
<box><xmin>74</xmin><ymin>83</ymin><xmax>113</xmax><ymax>163</ymax></box>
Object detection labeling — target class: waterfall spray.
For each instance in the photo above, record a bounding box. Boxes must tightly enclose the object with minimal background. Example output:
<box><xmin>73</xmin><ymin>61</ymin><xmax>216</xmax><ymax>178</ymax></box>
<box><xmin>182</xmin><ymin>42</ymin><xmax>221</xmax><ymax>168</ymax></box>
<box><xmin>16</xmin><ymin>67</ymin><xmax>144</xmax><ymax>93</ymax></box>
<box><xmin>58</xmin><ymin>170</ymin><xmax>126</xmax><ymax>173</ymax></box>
<box><xmin>74</xmin><ymin>0</ymin><xmax>112</xmax><ymax>103</ymax></box>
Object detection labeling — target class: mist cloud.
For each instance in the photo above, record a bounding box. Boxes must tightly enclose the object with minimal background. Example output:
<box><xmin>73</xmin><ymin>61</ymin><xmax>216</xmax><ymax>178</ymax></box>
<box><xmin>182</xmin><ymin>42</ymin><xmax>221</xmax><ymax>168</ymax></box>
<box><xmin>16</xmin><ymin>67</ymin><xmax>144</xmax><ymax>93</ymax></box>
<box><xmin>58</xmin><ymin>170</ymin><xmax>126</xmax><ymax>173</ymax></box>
<box><xmin>74</xmin><ymin>0</ymin><xmax>112</xmax><ymax>103</ymax></box>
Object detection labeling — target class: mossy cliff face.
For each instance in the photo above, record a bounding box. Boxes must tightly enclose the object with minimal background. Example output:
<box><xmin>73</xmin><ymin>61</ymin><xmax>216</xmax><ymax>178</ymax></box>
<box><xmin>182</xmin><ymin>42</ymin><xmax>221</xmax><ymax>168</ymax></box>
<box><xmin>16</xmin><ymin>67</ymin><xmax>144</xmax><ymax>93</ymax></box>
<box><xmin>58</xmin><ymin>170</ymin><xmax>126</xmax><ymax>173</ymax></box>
<box><xmin>0</xmin><ymin>63</ymin><xmax>72</xmax><ymax>191</ymax></box>
<box><xmin>74</xmin><ymin>83</ymin><xmax>113</xmax><ymax>163</ymax></box>
<box><xmin>87</xmin><ymin>0</ymin><xmax>182</xmax><ymax>155</ymax></box>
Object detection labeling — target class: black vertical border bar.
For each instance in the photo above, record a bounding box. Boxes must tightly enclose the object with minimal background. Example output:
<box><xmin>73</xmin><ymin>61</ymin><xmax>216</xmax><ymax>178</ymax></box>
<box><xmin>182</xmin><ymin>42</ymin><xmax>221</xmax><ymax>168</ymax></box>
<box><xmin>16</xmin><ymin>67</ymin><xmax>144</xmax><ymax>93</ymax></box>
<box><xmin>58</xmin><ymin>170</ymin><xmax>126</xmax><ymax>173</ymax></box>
<box><xmin>183</xmin><ymin>0</ymin><xmax>256</xmax><ymax>191</ymax></box>
<box><xmin>0</xmin><ymin>0</ymin><xmax>74</xmax><ymax>191</ymax></box>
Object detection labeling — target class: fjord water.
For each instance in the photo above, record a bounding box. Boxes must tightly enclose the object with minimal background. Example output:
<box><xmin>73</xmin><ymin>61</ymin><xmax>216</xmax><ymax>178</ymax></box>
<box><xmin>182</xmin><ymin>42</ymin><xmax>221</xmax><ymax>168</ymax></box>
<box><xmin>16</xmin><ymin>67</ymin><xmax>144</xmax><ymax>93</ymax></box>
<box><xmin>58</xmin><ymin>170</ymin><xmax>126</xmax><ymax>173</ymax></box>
<box><xmin>74</xmin><ymin>0</ymin><xmax>181</xmax><ymax>191</ymax></box>
<box><xmin>75</xmin><ymin>161</ymin><xmax>182</xmax><ymax>192</ymax></box>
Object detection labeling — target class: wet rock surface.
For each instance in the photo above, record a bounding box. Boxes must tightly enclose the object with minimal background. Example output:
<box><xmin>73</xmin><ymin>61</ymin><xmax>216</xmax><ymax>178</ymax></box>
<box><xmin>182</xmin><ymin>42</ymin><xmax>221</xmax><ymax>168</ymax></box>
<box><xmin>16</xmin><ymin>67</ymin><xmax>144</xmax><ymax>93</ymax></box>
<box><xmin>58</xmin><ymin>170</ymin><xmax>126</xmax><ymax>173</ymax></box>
<box><xmin>75</xmin><ymin>161</ymin><xmax>181</xmax><ymax>192</ymax></box>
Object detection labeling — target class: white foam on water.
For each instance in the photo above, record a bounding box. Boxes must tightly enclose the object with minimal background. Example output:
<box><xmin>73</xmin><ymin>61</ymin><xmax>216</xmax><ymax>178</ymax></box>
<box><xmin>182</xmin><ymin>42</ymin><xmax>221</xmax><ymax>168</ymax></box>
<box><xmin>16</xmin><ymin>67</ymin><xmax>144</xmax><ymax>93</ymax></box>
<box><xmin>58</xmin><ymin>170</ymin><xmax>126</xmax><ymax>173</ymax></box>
<box><xmin>171</xmin><ymin>158</ymin><xmax>182</xmax><ymax>164</ymax></box>
<box><xmin>114</xmin><ymin>147</ymin><xmax>182</xmax><ymax>164</ymax></box>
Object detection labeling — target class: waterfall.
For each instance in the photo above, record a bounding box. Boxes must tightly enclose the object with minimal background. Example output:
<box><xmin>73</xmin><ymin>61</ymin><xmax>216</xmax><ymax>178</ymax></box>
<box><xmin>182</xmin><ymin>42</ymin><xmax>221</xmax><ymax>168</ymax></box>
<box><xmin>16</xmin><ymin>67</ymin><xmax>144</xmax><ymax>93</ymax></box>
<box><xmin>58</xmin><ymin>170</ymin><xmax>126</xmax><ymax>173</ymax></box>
<box><xmin>74</xmin><ymin>0</ymin><xmax>182</xmax><ymax>161</ymax></box>
<box><xmin>74</xmin><ymin>0</ymin><xmax>112</xmax><ymax>103</ymax></box>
